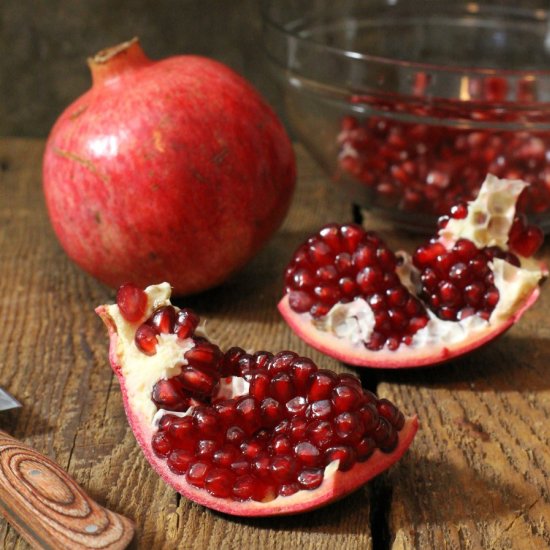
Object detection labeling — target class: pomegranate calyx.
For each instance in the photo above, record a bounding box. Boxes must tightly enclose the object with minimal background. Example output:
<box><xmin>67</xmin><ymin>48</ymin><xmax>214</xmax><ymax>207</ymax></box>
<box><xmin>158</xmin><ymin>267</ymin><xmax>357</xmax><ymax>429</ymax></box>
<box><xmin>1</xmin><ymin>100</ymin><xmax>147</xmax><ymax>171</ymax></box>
<box><xmin>88</xmin><ymin>37</ymin><xmax>153</xmax><ymax>86</ymax></box>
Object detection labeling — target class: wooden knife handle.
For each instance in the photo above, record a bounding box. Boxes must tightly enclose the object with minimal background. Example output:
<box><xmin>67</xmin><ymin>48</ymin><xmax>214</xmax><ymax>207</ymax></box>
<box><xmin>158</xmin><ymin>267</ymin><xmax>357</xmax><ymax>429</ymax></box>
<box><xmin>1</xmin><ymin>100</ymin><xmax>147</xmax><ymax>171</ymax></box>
<box><xmin>0</xmin><ymin>430</ymin><xmax>134</xmax><ymax>549</ymax></box>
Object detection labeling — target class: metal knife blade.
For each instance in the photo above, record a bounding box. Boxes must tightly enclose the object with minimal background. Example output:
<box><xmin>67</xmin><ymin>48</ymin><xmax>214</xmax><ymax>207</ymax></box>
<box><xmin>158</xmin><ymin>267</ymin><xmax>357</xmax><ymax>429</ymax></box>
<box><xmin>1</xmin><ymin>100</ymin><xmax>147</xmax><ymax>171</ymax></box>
<box><xmin>0</xmin><ymin>387</ymin><xmax>134</xmax><ymax>549</ymax></box>
<box><xmin>0</xmin><ymin>388</ymin><xmax>21</xmax><ymax>412</ymax></box>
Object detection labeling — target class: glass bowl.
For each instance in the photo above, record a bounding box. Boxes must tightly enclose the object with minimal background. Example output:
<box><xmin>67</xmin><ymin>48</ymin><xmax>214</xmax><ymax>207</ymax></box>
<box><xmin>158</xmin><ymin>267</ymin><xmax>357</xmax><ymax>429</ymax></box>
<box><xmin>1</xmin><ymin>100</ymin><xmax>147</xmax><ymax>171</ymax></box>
<box><xmin>261</xmin><ymin>0</ymin><xmax>550</xmax><ymax>233</ymax></box>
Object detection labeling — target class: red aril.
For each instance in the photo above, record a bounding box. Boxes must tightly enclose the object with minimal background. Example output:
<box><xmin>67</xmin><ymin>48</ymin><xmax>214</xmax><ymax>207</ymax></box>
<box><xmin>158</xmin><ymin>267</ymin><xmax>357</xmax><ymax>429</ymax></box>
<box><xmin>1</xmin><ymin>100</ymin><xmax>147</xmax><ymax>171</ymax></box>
<box><xmin>97</xmin><ymin>283</ymin><xmax>417</xmax><ymax>516</ymax></box>
<box><xmin>43</xmin><ymin>39</ymin><xmax>295</xmax><ymax>296</ymax></box>
<box><xmin>338</xmin><ymin>93</ymin><xmax>550</xmax><ymax>219</ymax></box>
<box><xmin>279</xmin><ymin>175</ymin><xmax>546</xmax><ymax>368</ymax></box>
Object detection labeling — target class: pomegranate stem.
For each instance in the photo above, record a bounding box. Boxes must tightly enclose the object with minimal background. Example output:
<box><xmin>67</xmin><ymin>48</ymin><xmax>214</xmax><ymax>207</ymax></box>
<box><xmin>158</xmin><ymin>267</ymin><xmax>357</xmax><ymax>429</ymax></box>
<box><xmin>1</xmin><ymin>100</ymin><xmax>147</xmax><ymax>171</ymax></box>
<box><xmin>87</xmin><ymin>38</ymin><xmax>152</xmax><ymax>86</ymax></box>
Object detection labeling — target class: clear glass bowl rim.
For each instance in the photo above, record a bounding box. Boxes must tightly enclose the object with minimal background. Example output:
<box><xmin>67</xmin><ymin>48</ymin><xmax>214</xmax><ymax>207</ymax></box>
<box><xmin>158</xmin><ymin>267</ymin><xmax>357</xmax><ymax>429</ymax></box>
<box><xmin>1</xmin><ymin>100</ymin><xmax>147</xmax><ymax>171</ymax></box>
<box><xmin>260</xmin><ymin>0</ymin><xmax>550</xmax><ymax>79</ymax></box>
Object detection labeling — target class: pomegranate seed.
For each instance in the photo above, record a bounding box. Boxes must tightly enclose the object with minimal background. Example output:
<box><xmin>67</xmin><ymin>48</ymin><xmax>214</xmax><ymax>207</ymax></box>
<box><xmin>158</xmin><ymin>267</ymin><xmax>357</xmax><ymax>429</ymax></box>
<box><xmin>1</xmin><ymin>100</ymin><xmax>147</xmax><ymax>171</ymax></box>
<box><xmin>335</xmin><ymin>252</ymin><xmax>353</xmax><ymax>274</ymax></box>
<box><xmin>334</xmin><ymin>412</ymin><xmax>363</xmax><ymax>444</ymax></box>
<box><xmin>147</xmin><ymin>345</ymin><xmax>410</xmax><ymax>502</ymax></box>
<box><xmin>151</xmin><ymin>432</ymin><xmax>171</xmax><ymax>457</ymax></box>
<box><xmin>288</xmin><ymin>290</ymin><xmax>314</xmax><ymax>313</ymax></box>
<box><xmin>293</xmin><ymin>441</ymin><xmax>321</xmax><ymax>467</ymax></box>
<box><xmin>325</xmin><ymin>446</ymin><xmax>357</xmax><ymax>471</ymax></box>
<box><xmin>306</xmin><ymin>400</ymin><xmax>333</xmax><ymax>421</ymax></box>
<box><xmin>308</xmin><ymin>370</ymin><xmax>338</xmax><ymax>401</ymax></box>
<box><xmin>269</xmin><ymin>373</ymin><xmax>295</xmax><ymax>403</ymax></box>
<box><xmin>271</xmin><ymin>435</ymin><xmax>292</xmax><ymax>456</ymax></box>
<box><xmin>331</xmin><ymin>384</ymin><xmax>362</xmax><ymax>413</ymax></box>
<box><xmin>278</xmin><ymin>483</ymin><xmax>300</xmax><ymax>497</ymax></box>
<box><xmin>353</xmin><ymin>244</ymin><xmax>378</xmax><ymax>270</ymax></box>
<box><xmin>454</xmin><ymin>239</ymin><xmax>478</xmax><ymax>261</ymax></box>
<box><xmin>205</xmin><ymin>468</ymin><xmax>235</xmax><ymax>498</ymax></box>
<box><xmin>356</xmin><ymin>437</ymin><xmax>376</xmax><ymax>461</ymax></box>
<box><xmin>291</xmin><ymin>357</ymin><xmax>317</xmax><ymax>392</ymax></box>
<box><xmin>221</xmin><ymin>346</ymin><xmax>246</xmax><ymax>376</ymax></box>
<box><xmin>269</xmin><ymin>351</ymin><xmax>298</xmax><ymax>374</ymax></box>
<box><xmin>251</xmin><ymin>454</ymin><xmax>271</xmax><ymax>479</ymax></box>
<box><xmin>225</xmin><ymin>426</ymin><xmax>246</xmax><ymax>446</ymax></box>
<box><xmin>116</xmin><ymin>283</ymin><xmax>147</xmax><ymax>322</ymax></box>
<box><xmin>509</xmin><ymin>223</ymin><xmax>544</xmax><ymax>257</ymax></box>
<box><xmin>186</xmin><ymin>461</ymin><xmax>210</xmax><ymax>488</ymax></box>
<box><xmin>236</xmin><ymin>397</ymin><xmax>261</xmax><ymax>435</ymax></box>
<box><xmin>484</xmin><ymin>288</ymin><xmax>500</xmax><ymax>308</ymax></box>
<box><xmin>290</xmin><ymin>268</ymin><xmax>315</xmax><ymax>289</ymax></box>
<box><xmin>167</xmin><ymin>449</ymin><xmax>194</xmax><ymax>474</ymax></box>
<box><xmin>179</xmin><ymin>364</ymin><xmax>218</xmax><ymax>396</ymax></box>
<box><xmin>250</xmin><ymin>373</ymin><xmax>270</xmax><ymax>401</ymax></box>
<box><xmin>316</xmin><ymin>265</ymin><xmax>339</xmax><ymax>283</ymax></box>
<box><xmin>151</xmin><ymin>379</ymin><xmax>187</xmax><ymax>411</ymax></box>
<box><xmin>174</xmin><ymin>308</ymin><xmax>199</xmax><ymax>339</ymax></box>
<box><xmin>377</xmin><ymin>399</ymin><xmax>405</xmax><ymax>430</ymax></box>
<box><xmin>237</xmin><ymin>354</ymin><xmax>255</xmax><ymax>377</ymax></box>
<box><xmin>212</xmin><ymin>445</ymin><xmax>239</xmax><ymax>467</ymax></box>
<box><xmin>213</xmin><ymin>400</ymin><xmax>237</xmax><ymax>426</ymax></box>
<box><xmin>297</xmin><ymin>468</ymin><xmax>324</xmax><ymax>490</ymax></box>
<box><xmin>338</xmin><ymin>99</ymin><xmax>550</xmax><ymax>219</ymax></box>
<box><xmin>253</xmin><ymin>351</ymin><xmax>273</xmax><ymax>370</ymax></box>
<box><xmin>358</xmin><ymin>403</ymin><xmax>379</xmax><ymax>431</ymax></box>
<box><xmin>285</xmin><ymin>396</ymin><xmax>307</xmax><ymax>417</ymax></box>
<box><xmin>371</xmin><ymin>417</ymin><xmax>396</xmax><ymax>448</ymax></box>
<box><xmin>192</xmin><ymin>407</ymin><xmax>219</xmax><ymax>439</ymax></box>
<box><xmin>260</xmin><ymin>397</ymin><xmax>284</xmax><ymax>427</ymax></box>
<box><xmin>185</xmin><ymin>341</ymin><xmax>222</xmax><ymax>370</ymax></box>
<box><xmin>319</xmin><ymin>223</ymin><xmax>343</xmax><ymax>251</ymax></box>
<box><xmin>306</xmin><ymin>420</ymin><xmax>334</xmax><ymax>449</ymax></box>
<box><xmin>439</xmin><ymin>281</ymin><xmax>461</xmax><ymax>307</ymax></box>
<box><xmin>230</xmin><ymin>460</ymin><xmax>250</xmax><ymax>476</ymax></box>
<box><xmin>232</xmin><ymin>475</ymin><xmax>259</xmax><ymax>501</ymax></box>
<box><xmin>450</xmin><ymin>202</ymin><xmax>468</xmax><ymax>219</ymax></box>
<box><xmin>240</xmin><ymin>440</ymin><xmax>264</xmax><ymax>460</ymax></box>
<box><xmin>196</xmin><ymin>440</ymin><xmax>217</xmax><ymax>459</ymax></box>
<box><xmin>135</xmin><ymin>323</ymin><xmax>158</xmax><ymax>355</ymax></box>
<box><xmin>340</xmin><ymin>224</ymin><xmax>365</xmax><ymax>252</ymax></box>
<box><xmin>357</xmin><ymin>266</ymin><xmax>383</xmax><ymax>293</ymax></box>
<box><xmin>167</xmin><ymin>416</ymin><xmax>195</xmax><ymax>443</ymax></box>
<box><xmin>150</xmin><ymin>306</ymin><xmax>176</xmax><ymax>334</ymax></box>
<box><xmin>158</xmin><ymin>414</ymin><xmax>178</xmax><ymax>432</ymax></box>
<box><xmin>289</xmin><ymin>417</ymin><xmax>308</xmax><ymax>442</ymax></box>
<box><xmin>270</xmin><ymin>455</ymin><xmax>298</xmax><ymax>483</ymax></box>
<box><xmin>308</xmin><ymin>239</ymin><xmax>333</xmax><ymax>266</ymax></box>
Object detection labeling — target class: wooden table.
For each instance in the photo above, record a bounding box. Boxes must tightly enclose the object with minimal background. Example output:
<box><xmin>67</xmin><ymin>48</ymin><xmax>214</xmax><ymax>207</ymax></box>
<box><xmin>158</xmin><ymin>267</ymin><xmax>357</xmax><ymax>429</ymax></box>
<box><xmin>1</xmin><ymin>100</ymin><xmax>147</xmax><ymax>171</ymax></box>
<box><xmin>1</xmin><ymin>137</ymin><xmax>549</xmax><ymax>549</ymax></box>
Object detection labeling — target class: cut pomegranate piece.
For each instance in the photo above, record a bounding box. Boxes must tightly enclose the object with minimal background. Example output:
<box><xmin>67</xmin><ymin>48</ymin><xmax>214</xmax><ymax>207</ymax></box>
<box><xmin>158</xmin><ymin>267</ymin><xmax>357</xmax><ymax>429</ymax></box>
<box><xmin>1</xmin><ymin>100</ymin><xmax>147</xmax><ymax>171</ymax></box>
<box><xmin>97</xmin><ymin>283</ymin><xmax>417</xmax><ymax>516</ymax></box>
<box><xmin>279</xmin><ymin>175</ymin><xmax>546</xmax><ymax>368</ymax></box>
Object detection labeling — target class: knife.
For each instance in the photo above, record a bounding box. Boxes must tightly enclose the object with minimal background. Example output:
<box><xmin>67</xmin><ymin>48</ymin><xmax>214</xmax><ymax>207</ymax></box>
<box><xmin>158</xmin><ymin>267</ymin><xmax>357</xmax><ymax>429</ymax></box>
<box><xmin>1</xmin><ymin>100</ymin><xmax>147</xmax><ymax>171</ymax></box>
<box><xmin>0</xmin><ymin>388</ymin><xmax>135</xmax><ymax>549</ymax></box>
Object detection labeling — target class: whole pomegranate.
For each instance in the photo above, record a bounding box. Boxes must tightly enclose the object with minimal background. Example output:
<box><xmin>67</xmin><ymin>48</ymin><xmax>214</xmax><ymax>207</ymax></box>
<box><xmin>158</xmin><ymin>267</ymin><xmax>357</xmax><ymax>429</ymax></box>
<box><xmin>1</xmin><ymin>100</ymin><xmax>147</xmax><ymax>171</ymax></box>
<box><xmin>43</xmin><ymin>39</ymin><xmax>296</xmax><ymax>295</ymax></box>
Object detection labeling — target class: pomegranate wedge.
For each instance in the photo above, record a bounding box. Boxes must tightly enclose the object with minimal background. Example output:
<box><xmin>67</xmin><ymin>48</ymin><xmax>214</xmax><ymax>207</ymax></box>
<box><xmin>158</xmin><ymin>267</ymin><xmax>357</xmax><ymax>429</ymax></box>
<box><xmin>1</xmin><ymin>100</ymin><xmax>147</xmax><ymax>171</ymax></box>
<box><xmin>279</xmin><ymin>175</ymin><xmax>546</xmax><ymax>368</ymax></box>
<box><xmin>97</xmin><ymin>283</ymin><xmax>417</xmax><ymax>516</ymax></box>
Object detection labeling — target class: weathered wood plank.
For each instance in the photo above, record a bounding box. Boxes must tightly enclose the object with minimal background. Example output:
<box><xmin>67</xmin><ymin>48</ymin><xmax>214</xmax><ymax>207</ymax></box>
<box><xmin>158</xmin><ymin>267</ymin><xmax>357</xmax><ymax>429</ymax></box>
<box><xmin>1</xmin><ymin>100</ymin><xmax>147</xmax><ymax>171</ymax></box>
<box><xmin>2</xmin><ymin>136</ymin><xmax>549</xmax><ymax>549</ymax></box>
<box><xmin>375</xmin><ymin>234</ymin><xmax>550</xmax><ymax>548</ymax></box>
<box><xmin>0</xmin><ymin>139</ymin><xmax>374</xmax><ymax>549</ymax></box>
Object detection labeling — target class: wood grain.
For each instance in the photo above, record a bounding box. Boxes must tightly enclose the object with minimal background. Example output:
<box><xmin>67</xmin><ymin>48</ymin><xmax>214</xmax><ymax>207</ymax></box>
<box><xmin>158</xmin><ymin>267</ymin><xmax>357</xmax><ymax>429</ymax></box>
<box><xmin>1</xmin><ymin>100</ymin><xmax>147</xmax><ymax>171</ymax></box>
<box><xmin>0</xmin><ymin>139</ymin><xmax>372</xmax><ymax>549</ymax></box>
<box><xmin>0</xmin><ymin>430</ymin><xmax>134</xmax><ymax>549</ymax></box>
<box><xmin>0</xmin><ymin>137</ymin><xmax>549</xmax><ymax>549</ymax></box>
<box><xmin>368</xmin><ymin>220</ymin><xmax>550</xmax><ymax>550</ymax></box>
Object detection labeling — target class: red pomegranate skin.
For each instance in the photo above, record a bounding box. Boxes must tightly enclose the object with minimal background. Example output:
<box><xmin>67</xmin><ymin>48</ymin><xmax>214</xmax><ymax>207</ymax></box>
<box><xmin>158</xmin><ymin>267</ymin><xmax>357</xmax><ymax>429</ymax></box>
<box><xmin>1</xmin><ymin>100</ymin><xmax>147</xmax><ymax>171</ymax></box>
<box><xmin>43</xmin><ymin>40</ymin><xmax>296</xmax><ymax>295</ymax></box>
